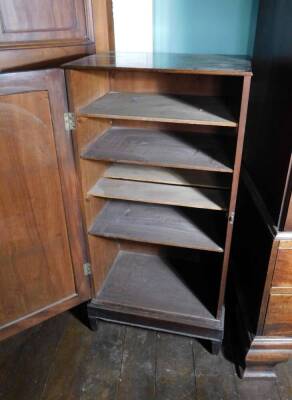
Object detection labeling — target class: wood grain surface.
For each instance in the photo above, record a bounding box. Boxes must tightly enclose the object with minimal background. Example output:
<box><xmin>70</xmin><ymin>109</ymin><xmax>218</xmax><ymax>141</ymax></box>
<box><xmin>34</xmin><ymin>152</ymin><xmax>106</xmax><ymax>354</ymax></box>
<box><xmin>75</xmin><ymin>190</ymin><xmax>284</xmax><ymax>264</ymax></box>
<box><xmin>89</xmin><ymin>201</ymin><xmax>225</xmax><ymax>252</ymax></box>
<box><xmin>95</xmin><ymin>251</ymin><xmax>218</xmax><ymax>322</ymax></box>
<box><xmin>104</xmin><ymin>164</ymin><xmax>231</xmax><ymax>189</ymax></box>
<box><xmin>0</xmin><ymin>90</ymin><xmax>75</xmax><ymax>326</ymax></box>
<box><xmin>82</xmin><ymin>128</ymin><xmax>234</xmax><ymax>173</ymax></box>
<box><xmin>0</xmin><ymin>69</ymin><xmax>90</xmax><ymax>340</ymax></box>
<box><xmin>0</xmin><ymin>312</ymin><xmax>285</xmax><ymax>400</ymax></box>
<box><xmin>89</xmin><ymin>177</ymin><xmax>228</xmax><ymax>210</ymax></box>
<box><xmin>80</xmin><ymin>92</ymin><xmax>238</xmax><ymax>127</ymax></box>
<box><xmin>63</xmin><ymin>52</ymin><xmax>252</xmax><ymax>76</ymax></box>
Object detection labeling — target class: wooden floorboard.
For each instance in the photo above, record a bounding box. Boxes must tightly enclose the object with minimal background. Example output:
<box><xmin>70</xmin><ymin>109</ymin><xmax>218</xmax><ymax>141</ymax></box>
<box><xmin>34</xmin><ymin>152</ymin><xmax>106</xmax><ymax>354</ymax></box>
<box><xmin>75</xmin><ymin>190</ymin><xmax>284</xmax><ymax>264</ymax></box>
<box><xmin>0</xmin><ymin>309</ymin><xmax>289</xmax><ymax>400</ymax></box>
<box><xmin>194</xmin><ymin>340</ymin><xmax>239</xmax><ymax>400</ymax></box>
<box><xmin>0</xmin><ymin>314</ymin><xmax>67</xmax><ymax>400</ymax></box>
<box><xmin>69</xmin><ymin>322</ymin><xmax>125</xmax><ymax>400</ymax></box>
<box><xmin>39</xmin><ymin>315</ymin><xmax>126</xmax><ymax>400</ymax></box>
<box><xmin>40</xmin><ymin>313</ymin><xmax>95</xmax><ymax>400</ymax></box>
<box><xmin>275</xmin><ymin>361</ymin><xmax>292</xmax><ymax>400</ymax></box>
<box><xmin>156</xmin><ymin>333</ymin><xmax>195</xmax><ymax>400</ymax></box>
<box><xmin>235</xmin><ymin>380</ymin><xmax>281</xmax><ymax>400</ymax></box>
<box><xmin>117</xmin><ymin>327</ymin><xmax>156</xmax><ymax>400</ymax></box>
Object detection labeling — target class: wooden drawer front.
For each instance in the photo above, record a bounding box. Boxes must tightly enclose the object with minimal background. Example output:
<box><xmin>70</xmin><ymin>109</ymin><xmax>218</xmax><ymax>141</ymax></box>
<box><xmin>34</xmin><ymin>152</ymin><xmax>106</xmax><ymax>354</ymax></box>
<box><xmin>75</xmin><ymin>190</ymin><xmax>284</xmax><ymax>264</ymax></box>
<box><xmin>272</xmin><ymin>245</ymin><xmax>292</xmax><ymax>288</ymax></box>
<box><xmin>264</xmin><ymin>294</ymin><xmax>292</xmax><ymax>336</ymax></box>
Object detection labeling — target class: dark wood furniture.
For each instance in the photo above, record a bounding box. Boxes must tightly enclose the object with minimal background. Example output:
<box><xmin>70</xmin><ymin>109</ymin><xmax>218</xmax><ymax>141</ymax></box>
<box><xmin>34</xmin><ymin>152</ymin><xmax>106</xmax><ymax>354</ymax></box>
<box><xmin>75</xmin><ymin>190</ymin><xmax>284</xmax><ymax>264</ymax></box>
<box><xmin>0</xmin><ymin>2</ymin><xmax>253</xmax><ymax>350</ymax></box>
<box><xmin>231</xmin><ymin>0</ymin><xmax>292</xmax><ymax>379</ymax></box>
<box><xmin>63</xmin><ymin>52</ymin><xmax>252</xmax><ymax>349</ymax></box>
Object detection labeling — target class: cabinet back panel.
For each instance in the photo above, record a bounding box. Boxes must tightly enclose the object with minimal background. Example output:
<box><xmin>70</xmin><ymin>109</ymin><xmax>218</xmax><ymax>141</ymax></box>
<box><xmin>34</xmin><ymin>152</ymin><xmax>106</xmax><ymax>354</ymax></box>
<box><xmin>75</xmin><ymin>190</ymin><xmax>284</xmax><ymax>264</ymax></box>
<box><xmin>110</xmin><ymin>70</ymin><xmax>241</xmax><ymax>98</ymax></box>
<box><xmin>0</xmin><ymin>91</ymin><xmax>76</xmax><ymax>325</ymax></box>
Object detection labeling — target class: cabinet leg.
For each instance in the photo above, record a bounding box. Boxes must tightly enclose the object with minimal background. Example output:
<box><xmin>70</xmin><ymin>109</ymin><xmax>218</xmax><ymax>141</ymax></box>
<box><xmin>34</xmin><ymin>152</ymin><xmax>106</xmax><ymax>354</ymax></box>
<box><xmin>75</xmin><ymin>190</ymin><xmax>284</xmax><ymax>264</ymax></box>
<box><xmin>211</xmin><ymin>340</ymin><xmax>221</xmax><ymax>355</ymax></box>
<box><xmin>240</xmin><ymin>337</ymin><xmax>292</xmax><ymax>380</ymax></box>
<box><xmin>88</xmin><ymin>317</ymin><xmax>98</xmax><ymax>332</ymax></box>
<box><xmin>240</xmin><ymin>362</ymin><xmax>277</xmax><ymax>380</ymax></box>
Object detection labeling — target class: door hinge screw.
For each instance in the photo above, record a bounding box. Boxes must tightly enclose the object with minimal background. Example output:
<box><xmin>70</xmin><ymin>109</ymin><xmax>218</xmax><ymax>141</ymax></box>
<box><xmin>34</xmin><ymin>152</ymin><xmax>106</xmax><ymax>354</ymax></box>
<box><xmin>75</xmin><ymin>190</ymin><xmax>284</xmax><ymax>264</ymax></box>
<box><xmin>83</xmin><ymin>263</ymin><xmax>92</xmax><ymax>276</ymax></box>
<box><xmin>64</xmin><ymin>112</ymin><xmax>76</xmax><ymax>131</ymax></box>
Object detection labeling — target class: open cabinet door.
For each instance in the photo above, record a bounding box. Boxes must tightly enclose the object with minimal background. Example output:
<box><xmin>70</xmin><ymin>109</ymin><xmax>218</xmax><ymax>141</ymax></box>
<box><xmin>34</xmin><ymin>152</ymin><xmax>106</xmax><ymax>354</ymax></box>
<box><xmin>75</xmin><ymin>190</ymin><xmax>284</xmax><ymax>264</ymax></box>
<box><xmin>0</xmin><ymin>69</ymin><xmax>91</xmax><ymax>340</ymax></box>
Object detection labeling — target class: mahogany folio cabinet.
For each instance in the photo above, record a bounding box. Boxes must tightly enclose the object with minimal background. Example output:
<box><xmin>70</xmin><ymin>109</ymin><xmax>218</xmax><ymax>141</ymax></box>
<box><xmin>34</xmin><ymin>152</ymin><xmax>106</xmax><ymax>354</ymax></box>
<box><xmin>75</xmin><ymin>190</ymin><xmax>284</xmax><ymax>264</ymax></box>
<box><xmin>0</xmin><ymin>0</ymin><xmax>253</xmax><ymax>349</ymax></box>
<box><xmin>1</xmin><ymin>0</ymin><xmax>291</xmax><ymax>380</ymax></box>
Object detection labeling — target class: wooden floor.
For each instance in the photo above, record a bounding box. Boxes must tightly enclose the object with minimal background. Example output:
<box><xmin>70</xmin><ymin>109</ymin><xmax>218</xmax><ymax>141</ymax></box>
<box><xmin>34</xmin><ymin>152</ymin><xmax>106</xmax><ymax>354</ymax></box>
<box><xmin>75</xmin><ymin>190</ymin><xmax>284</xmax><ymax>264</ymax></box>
<box><xmin>1</xmin><ymin>307</ymin><xmax>292</xmax><ymax>400</ymax></box>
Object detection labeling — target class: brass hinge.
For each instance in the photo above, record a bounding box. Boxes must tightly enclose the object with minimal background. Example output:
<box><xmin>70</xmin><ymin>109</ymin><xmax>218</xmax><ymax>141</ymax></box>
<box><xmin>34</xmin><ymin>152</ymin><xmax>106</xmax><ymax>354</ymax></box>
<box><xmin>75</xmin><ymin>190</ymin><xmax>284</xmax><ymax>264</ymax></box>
<box><xmin>83</xmin><ymin>262</ymin><xmax>92</xmax><ymax>276</ymax></box>
<box><xmin>228</xmin><ymin>211</ymin><xmax>235</xmax><ymax>225</ymax></box>
<box><xmin>64</xmin><ymin>112</ymin><xmax>76</xmax><ymax>131</ymax></box>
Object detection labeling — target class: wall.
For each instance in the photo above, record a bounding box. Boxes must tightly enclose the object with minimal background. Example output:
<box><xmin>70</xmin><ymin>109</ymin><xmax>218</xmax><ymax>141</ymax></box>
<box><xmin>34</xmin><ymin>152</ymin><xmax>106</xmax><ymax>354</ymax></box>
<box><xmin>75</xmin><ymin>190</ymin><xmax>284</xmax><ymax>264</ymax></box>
<box><xmin>113</xmin><ymin>0</ymin><xmax>153</xmax><ymax>52</ymax></box>
<box><xmin>153</xmin><ymin>0</ymin><xmax>260</xmax><ymax>56</ymax></box>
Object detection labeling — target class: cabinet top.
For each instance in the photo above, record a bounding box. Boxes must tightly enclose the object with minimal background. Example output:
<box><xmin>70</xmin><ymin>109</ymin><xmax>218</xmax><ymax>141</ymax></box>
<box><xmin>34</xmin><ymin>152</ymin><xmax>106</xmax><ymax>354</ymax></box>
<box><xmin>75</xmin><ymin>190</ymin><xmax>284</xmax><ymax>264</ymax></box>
<box><xmin>63</xmin><ymin>52</ymin><xmax>252</xmax><ymax>77</ymax></box>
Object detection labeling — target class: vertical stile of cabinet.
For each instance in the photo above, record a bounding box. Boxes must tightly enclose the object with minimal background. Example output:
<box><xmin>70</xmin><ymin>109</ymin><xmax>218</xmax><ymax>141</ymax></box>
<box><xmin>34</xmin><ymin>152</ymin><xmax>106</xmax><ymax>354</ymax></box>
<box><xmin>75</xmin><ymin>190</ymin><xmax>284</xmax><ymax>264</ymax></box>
<box><xmin>64</xmin><ymin>53</ymin><xmax>252</xmax><ymax>346</ymax></box>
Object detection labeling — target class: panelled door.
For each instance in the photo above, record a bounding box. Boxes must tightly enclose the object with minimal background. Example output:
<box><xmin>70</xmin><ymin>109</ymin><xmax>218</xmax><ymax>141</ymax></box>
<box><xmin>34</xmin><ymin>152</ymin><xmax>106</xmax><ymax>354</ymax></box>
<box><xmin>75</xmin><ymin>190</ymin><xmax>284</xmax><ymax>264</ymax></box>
<box><xmin>0</xmin><ymin>0</ymin><xmax>95</xmax><ymax>71</ymax></box>
<box><xmin>0</xmin><ymin>69</ymin><xmax>91</xmax><ymax>340</ymax></box>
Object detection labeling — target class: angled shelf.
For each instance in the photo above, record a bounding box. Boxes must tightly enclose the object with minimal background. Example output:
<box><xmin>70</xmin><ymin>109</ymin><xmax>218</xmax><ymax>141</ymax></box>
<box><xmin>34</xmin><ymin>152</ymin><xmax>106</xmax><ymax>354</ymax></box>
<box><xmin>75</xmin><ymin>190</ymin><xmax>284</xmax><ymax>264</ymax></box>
<box><xmin>89</xmin><ymin>178</ymin><xmax>229</xmax><ymax>211</ymax></box>
<box><xmin>79</xmin><ymin>92</ymin><xmax>237</xmax><ymax>127</ymax></box>
<box><xmin>89</xmin><ymin>200</ymin><xmax>225</xmax><ymax>252</ymax></box>
<box><xmin>82</xmin><ymin>128</ymin><xmax>234</xmax><ymax>173</ymax></box>
<box><xmin>104</xmin><ymin>164</ymin><xmax>232</xmax><ymax>189</ymax></box>
<box><xmin>88</xmin><ymin>250</ymin><xmax>222</xmax><ymax>339</ymax></box>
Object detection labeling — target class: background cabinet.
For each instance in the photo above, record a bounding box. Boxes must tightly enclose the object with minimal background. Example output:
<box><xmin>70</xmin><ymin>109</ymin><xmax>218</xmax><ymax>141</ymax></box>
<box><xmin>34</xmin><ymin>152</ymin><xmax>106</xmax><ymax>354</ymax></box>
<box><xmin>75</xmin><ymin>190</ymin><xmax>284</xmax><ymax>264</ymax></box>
<box><xmin>0</xmin><ymin>0</ymin><xmax>93</xmax><ymax>43</ymax></box>
<box><xmin>231</xmin><ymin>0</ymin><xmax>292</xmax><ymax>379</ymax></box>
<box><xmin>0</xmin><ymin>0</ymin><xmax>114</xmax><ymax>71</ymax></box>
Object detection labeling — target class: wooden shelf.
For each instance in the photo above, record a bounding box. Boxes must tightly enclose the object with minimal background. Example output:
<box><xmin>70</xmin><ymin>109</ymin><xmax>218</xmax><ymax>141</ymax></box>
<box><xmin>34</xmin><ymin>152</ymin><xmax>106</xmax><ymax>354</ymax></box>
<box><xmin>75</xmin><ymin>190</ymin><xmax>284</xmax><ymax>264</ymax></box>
<box><xmin>105</xmin><ymin>164</ymin><xmax>231</xmax><ymax>189</ymax></box>
<box><xmin>63</xmin><ymin>52</ymin><xmax>252</xmax><ymax>77</ymax></box>
<box><xmin>89</xmin><ymin>178</ymin><xmax>228</xmax><ymax>211</ymax></box>
<box><xmin>89</xmin><ymin>200</ymin><xmax>225</xmax><ymax>252</ymax></box>
<box><xmin>89</xmin><ymin>250</ymin><xmax>222</xmax><ymax>335</ymax></box>
<box><xmin>82</xmin><ymin>128</ymin><xmax>234</xmax><ymax>173</ymax></box>
<box><xmin>79</xmin><ymin>92</ymin><xmax>237</xmax><ymax>127</ymax></box>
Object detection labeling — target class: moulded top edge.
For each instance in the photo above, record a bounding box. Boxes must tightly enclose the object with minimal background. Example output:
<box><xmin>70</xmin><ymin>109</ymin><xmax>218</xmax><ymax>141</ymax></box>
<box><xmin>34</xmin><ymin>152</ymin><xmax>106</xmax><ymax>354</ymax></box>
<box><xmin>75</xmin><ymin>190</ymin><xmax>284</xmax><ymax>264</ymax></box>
<box><xmin>63</xmin><ymin>52</ymin><xmax>253</xmax><ymax>76</ymax></box>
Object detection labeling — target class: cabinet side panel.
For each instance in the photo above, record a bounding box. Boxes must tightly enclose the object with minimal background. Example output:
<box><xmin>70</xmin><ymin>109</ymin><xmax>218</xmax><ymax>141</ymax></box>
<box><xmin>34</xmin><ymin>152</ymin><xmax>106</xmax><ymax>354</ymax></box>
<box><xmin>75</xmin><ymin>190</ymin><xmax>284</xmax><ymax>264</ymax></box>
<box><xmin>73</xmin><ymin>117</ymin><xmax>119</xmax><ymax>294</ymax></box>
<box><xmin>244</xmin><ymin>0</ymin><xmax>292</xmax><ymax>227</ymax></box>
<box><xmin>230</xmin><ymin>180</ymin><xmax>274</xmax><ymax>335</ymax></box>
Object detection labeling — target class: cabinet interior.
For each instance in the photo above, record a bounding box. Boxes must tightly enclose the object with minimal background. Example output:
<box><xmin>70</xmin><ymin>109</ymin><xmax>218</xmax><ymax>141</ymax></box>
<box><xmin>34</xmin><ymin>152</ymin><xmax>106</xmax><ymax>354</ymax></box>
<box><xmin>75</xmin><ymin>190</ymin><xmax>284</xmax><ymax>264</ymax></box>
<box><xmin>65</xmin><ymin>58</ymin><xmax>249</xmax><ymax>342</ymax></box>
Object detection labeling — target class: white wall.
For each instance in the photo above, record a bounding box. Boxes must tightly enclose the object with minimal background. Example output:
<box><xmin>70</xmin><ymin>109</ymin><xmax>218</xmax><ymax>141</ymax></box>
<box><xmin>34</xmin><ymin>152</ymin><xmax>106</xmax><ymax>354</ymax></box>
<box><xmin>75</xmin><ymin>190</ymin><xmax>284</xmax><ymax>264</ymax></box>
<box><xmin>113</xmin><ymin>0</ymin><xmax>153</xmax><ymax>52</ymax></box>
